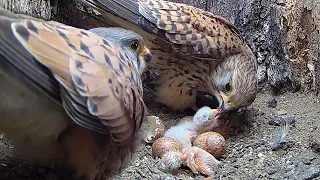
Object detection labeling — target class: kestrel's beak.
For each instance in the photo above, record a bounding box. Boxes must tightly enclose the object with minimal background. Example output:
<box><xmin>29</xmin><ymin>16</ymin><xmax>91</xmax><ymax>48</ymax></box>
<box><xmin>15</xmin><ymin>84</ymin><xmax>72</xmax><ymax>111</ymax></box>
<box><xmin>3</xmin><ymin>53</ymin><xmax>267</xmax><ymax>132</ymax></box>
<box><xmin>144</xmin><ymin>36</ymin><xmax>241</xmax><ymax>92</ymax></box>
<box><xmin>140</xmin><ymin>46</ymin><xmax>152</xmax><ymax>63</ymax></box>
<box><xmin>218</xmin><ymin>93</ymin><xmax>238</xmax><ymax>114</ymax></box>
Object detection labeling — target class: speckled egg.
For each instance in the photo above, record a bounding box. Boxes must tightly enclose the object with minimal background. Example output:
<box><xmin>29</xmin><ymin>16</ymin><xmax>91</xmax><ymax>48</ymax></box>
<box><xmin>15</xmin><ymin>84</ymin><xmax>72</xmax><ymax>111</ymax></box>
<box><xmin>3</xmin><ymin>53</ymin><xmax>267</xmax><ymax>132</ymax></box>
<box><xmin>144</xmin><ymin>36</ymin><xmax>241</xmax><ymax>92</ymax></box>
<box><xmin>193</xmin><ymin>131</ymin><xmax>226</xmax><ymax>158</ymax></box>
<box><xmin>152</xmin><ymin>137</ymin><xmax>183</xmax><ymax>158</ymax></box>
<box><xmin>211</xmin><ymin>120</ymin><xmax>230</xmax><ymax>140</ymax></box>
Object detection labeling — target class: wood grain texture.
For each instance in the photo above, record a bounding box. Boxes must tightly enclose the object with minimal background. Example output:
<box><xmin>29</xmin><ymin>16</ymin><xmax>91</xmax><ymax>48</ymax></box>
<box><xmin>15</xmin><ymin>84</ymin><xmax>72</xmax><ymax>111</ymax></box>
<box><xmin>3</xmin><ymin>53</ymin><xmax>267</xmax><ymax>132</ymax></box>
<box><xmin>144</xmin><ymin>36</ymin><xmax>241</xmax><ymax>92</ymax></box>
<box><xmin>0</xmin><ymin>0</ymin><xmax>53</xmax><ymax>20</ymax></box>
<box><xmin>167</xmin><ymin>0</ymin><xmax>320</xmax><ymax>95</ymax></box>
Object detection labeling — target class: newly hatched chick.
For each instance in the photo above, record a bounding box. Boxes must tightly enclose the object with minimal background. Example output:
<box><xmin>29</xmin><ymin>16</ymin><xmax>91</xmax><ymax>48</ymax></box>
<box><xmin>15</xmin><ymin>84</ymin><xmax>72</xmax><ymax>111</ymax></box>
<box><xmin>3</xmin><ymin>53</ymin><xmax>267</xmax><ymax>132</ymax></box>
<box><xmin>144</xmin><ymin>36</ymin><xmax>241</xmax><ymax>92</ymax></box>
<box><xmin>164</xmin><ymin>106</ymin><xmax>220</xmax><ymax>147</ymax></box>
<box><xmin>152</xmin><ymin>137</ymin><xmax>185</xmax><ymax>174</ymax></box>
<box><xmin>152</xmin><ymin>106</ymin><xmax>224</xmax><ymax>178</ymax></box>
<box><xmin>182</xmin><ymin>146</ymin><xmax>221</xmax><ymax>179</ymax></box>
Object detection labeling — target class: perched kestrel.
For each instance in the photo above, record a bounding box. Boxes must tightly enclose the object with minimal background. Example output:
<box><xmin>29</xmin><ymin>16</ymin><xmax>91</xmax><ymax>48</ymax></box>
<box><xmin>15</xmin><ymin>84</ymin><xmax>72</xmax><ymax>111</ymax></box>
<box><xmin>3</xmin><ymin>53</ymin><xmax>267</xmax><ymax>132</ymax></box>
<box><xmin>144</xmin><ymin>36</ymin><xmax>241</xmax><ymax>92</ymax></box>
<box><xmin>0</xmin><ymin>7</ymin><xmax>151</xmax><ymax>180</ymax></box>
<box><xmin>80</xmin><ymin>0</ymin><xmax>258</xmax><ymax>113</ymax></box>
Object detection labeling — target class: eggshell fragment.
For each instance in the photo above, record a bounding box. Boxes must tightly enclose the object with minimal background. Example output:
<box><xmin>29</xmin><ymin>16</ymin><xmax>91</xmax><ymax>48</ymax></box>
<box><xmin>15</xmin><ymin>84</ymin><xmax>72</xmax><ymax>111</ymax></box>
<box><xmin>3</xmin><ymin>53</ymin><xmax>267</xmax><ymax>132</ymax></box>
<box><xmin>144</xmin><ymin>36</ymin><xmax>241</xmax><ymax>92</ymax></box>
<box><xmin>140</xmin><ymin>115</ymin><xmax>166</xmax><ymax>143</ymax></box>
<box><xmin>152</xmin><ymin>137</ymin><xmax>183</xmax><ymax>158</ymax></box>
<box><xmin>193</xmin><ymin>131</ymin><xmax>226</xmax><ymax>158</ymax></box>
<box><xmin>160</xmin><ymin>151</ymin><xmax>185</xmax><ymax>175</ymax></box>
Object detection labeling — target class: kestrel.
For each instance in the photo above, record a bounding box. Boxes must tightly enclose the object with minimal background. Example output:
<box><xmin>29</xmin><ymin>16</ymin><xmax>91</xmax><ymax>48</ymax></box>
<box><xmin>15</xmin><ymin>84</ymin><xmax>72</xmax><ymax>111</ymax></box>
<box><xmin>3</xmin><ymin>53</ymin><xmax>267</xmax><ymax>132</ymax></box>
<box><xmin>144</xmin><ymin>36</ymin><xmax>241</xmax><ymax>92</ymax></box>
<box><xmin>79</xmin><ymin>0</ymin><xmax>258</xmax><ymax>114</ymax></box>
<box><xmin>0</xmin><ymin>7</ymin><xmax>151</xmax><ymax>180</ymax></box>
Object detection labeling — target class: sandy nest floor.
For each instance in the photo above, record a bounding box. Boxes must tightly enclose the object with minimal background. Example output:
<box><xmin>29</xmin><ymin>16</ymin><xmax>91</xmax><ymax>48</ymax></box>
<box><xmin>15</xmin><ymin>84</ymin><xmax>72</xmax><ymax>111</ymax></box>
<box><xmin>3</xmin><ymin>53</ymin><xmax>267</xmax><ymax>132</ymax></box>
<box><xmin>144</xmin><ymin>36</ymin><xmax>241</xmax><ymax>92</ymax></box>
<box><xmin>0</xmin><ymin>87</ymin><xmax>319</xmax><ymax>180</ymax></box>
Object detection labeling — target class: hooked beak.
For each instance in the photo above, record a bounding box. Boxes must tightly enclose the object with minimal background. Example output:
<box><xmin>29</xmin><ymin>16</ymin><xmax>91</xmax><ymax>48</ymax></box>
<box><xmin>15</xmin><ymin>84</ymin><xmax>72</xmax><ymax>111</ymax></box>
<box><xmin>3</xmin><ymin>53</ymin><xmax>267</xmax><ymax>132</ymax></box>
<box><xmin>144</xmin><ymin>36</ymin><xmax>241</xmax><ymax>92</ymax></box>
<box><xmin>218</xmin><ymin>93</ymin><xmax>238</xmax><ymax>112</ymax></box>
<box><xmin>141</xmin><ymin>46</ymin><xmax>152</xmax><ymax>63</ymax></box>
<box><xmin>218</xmin><ymin>93</ymin><xmax>229</xmax><ymax>113</ymax></box>
<box><xmin>215</xmin><ymin>93</ymin><xmax>241</xmax><ymax>119</ymax></box>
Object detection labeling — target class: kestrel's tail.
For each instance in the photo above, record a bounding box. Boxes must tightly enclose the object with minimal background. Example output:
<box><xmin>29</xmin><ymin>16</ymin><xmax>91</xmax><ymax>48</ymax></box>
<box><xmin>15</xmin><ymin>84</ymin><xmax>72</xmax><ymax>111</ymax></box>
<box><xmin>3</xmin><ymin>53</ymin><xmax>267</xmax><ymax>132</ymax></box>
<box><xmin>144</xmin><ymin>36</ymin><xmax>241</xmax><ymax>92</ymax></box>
<box><xmin>0</xmin><ymin>7</ymin><xmax>61</xmax><ymax>101</ymax></box>
<box><xmin>77</xmin><ymin>0</ymin><xmax>162</xmax><ymax>40</ymax></box>
<box><xmin>79</xmin><ymin>0</ymin><xmax>140</xmax><ymax>24</ymax></box>
<box><xmin>78</xmin><ymin>0</ymin><xmax>142</xmax><ymax>29</ymax></box>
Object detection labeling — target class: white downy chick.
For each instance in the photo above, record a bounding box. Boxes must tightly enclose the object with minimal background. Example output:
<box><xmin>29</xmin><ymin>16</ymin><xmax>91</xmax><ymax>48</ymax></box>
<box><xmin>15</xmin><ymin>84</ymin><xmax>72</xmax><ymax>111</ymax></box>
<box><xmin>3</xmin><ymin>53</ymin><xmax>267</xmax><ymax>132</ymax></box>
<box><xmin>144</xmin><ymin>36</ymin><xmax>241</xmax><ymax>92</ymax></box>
<box><xmin>164</xmin><ymin>106</ymin><xmax>219</xmax><ymax>148</ymax></box>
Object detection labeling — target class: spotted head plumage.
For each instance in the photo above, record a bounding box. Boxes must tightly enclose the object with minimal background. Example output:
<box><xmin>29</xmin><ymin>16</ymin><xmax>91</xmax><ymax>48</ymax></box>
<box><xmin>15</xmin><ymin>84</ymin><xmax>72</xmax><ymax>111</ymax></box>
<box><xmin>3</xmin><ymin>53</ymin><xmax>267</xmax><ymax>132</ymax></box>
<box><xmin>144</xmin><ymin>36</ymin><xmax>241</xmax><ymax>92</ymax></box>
<box><xmin>213</xmin><ymin>53</ymin><xmax>258</xmax><ymax>112</ymax></box>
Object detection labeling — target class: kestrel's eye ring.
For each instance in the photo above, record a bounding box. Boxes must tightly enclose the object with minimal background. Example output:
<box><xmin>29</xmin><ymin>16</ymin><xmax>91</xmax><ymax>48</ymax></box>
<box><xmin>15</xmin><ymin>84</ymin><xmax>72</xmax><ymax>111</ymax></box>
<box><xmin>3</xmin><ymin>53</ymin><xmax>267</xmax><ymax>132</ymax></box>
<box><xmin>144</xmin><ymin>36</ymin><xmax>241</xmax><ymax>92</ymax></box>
<box><xmin>130</xmin><ymin>40</ymin><xmax>139</xmax><ymax>51</ymax></box>
<box><xmin>225</xmin><ymin>81</ymin><xmax>232</xmax><ymax>94</ymax></box>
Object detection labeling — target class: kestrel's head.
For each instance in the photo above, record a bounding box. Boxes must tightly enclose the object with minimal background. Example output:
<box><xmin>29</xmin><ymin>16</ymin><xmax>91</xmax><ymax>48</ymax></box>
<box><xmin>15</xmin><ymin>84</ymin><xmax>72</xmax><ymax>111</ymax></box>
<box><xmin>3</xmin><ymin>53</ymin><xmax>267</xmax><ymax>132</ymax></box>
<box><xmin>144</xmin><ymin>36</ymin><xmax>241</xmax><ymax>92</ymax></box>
<box><xmin>213</xmin><ymin>53</ymin><xmax>258</xmax><ymax>113</ymax></box>
<box><xmin>89</xmin><ymin>27</ymin><xmax>152</xmax><ymax>74</ymax></box>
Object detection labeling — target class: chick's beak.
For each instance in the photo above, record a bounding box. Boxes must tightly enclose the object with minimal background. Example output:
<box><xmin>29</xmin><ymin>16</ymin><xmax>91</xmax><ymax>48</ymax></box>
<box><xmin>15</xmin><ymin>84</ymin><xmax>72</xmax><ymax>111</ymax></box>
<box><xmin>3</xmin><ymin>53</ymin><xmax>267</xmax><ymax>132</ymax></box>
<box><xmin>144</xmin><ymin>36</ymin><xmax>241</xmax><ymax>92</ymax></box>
<box><xmin>141</xmin><ymin>46</ymin><xmax>152</xmax><ymax>63</ymax></box>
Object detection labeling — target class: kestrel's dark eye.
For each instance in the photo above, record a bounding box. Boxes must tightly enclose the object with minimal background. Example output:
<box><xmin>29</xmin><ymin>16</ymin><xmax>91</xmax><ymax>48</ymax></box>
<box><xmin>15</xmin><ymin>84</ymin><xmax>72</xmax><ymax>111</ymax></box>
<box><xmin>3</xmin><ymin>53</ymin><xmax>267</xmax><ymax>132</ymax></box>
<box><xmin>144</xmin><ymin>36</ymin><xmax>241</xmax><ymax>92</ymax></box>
<box><xmin>130</xmin><ymin>40</ymin><xmax>139</xmax><ymax>51</ymax></box>
<box><xmin>225</xmin><ymin>81</ymin><xmax>232</xmax><ymax>93</ymax></box>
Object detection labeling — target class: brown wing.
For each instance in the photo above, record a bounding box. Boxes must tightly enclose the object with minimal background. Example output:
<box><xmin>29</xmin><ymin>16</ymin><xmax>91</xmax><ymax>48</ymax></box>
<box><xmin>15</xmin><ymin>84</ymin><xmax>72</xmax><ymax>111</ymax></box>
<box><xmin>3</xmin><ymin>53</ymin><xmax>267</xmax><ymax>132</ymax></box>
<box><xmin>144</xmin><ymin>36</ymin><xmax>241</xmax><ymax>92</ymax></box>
<box><xmin>79</xmin><ymin>0</ymin><xmax>250</xmax><ymax>61</ymax></box>
<box><xmin>7</xmin><ymin>17</ymin><xmax>147</xmax><ymax>144</ymax></box>
<box><xmin>137</xmin><ymin>0</ymin><xmax>248</xmax><ymax>60</ymax></box>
